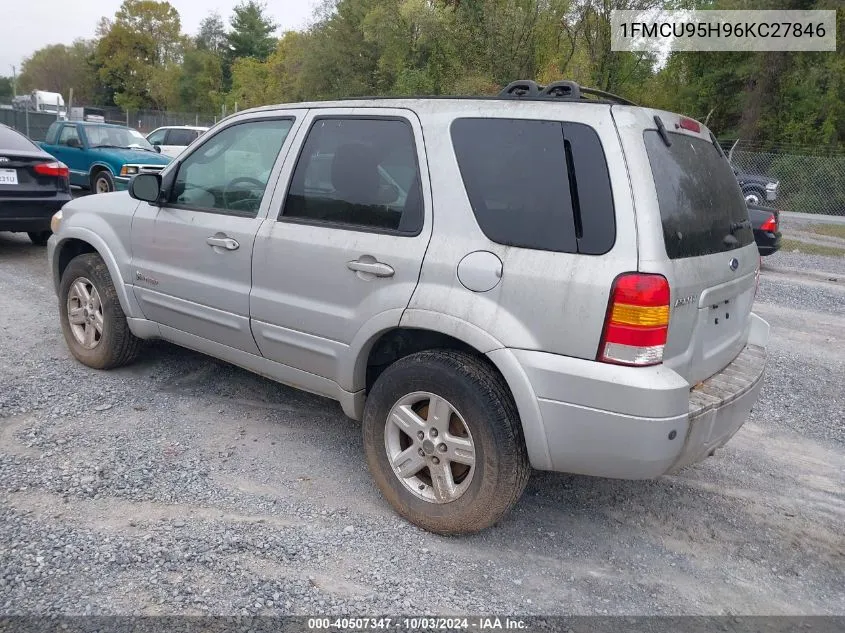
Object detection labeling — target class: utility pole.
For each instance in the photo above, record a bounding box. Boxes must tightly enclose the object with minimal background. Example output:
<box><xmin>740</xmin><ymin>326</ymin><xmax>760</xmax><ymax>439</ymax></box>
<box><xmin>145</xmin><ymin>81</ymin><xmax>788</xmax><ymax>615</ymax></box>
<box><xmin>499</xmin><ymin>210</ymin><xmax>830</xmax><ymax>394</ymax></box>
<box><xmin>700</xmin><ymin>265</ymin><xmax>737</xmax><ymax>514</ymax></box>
<box><xmin>11</xmin><ymin>65</ymin><xmax>16</xmax><ymax>97</ymax></box>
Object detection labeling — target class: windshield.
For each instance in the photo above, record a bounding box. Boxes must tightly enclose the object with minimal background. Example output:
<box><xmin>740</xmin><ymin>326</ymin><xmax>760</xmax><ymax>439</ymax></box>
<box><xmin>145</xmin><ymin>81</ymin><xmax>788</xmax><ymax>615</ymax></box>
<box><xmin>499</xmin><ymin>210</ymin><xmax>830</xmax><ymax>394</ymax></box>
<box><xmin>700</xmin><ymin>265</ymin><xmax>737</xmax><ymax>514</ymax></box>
<box><xmin>85</xmin><ymin>125</ymin><xmax>155</xmax><ymax>151</ymax></box>
<box><xmin>644</xmin><ymin>131</ymin><xmax>754</xmax><ymax>259</ymax></box>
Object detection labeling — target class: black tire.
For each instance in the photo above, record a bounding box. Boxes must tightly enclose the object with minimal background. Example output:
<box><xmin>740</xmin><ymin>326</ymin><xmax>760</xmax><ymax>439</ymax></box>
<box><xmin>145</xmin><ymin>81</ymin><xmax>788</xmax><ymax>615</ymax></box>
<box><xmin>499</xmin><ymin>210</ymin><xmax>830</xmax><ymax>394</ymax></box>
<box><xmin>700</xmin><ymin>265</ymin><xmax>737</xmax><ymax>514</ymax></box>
<box><xmin>91</xmin><ymin>170</ymin><xmax>115</xmax><ymax>194</ymax></box>
<box><xmin>363</xmin><ymin>349</ymin><xmax>530</xmax><ymax>535</ymax></box>
<box><xmin>58</xmin><ymin>253</ymin><xmax>142</xmax><ymax>369</ymax></box>
<box><xmin>27</xmin><ymin>230</ymin><xmax>51</xmax><ymax>245</ymax></box>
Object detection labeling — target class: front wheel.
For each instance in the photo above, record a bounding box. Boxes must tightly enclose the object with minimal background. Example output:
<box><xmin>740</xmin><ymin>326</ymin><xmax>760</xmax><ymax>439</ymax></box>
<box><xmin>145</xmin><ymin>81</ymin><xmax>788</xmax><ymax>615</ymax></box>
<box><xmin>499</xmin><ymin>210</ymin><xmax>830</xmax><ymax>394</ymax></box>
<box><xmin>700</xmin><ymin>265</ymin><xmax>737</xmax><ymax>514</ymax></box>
<box><xmin>92</xmin><ymin>170</ymin><xmax>115</xmax><ymax>194</ymax></box>
<box><xmin>363</xmin><ymin>349</ymin><xmax>530</xmax><ymax>535</ymax></box>
<box><xmin>59</xmin><ymin>253</ymin><xmax>142</xmax><ymax>369</ymax></box>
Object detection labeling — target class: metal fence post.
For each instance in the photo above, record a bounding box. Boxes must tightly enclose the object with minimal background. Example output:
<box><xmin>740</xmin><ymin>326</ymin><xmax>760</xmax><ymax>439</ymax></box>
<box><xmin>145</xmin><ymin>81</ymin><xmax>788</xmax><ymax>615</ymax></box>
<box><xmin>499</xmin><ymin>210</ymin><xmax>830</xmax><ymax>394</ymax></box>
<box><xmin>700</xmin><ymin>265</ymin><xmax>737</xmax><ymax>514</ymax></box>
<box><xmin>25</xmin><ymin>107</ymin><xmax>29</xmax><ymax>138</ymax></box>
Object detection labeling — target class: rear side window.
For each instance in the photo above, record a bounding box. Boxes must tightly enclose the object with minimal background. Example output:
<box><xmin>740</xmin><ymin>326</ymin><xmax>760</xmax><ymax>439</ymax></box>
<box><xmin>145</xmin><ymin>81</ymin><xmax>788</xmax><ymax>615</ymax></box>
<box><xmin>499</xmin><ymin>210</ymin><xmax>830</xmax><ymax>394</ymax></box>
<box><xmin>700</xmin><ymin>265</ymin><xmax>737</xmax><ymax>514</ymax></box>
<box><xmin>644</xmin><ymin>131</ymin><xmax>753</xmax><ymax>259</ymax></box>
<box><xmin>450</xmin><ymin>118</ymin><xmax>615</xmax><ymax>255</ymax></box>
<box><xmin>0</xmin><ymin>125</ymin><xmax>40</xmax><ymax>152</ymax></box>
<box><xmin>282</xmin><ymin>117</ymin><xmax>423</xmax><ymax>234</ymax></box>
<box><xmin>167</xmin><ymin>129</ymin><xmax>197</xmax><ymax>146</ymax></box>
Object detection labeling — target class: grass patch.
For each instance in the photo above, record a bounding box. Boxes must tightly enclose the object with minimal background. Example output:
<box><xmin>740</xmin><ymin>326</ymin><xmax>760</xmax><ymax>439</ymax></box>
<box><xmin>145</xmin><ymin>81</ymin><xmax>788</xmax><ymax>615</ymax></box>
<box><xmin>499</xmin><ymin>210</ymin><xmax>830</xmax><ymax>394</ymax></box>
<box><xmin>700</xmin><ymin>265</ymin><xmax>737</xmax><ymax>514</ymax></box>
<box><xmin>781</xmin><ymin>238</ymin><xmax>845</xmax><ymax>257</ymax></box>
<box><xmin>809</xmin><ymin>224</ymin><xmax>845</xmax><ymax>240</ymax></box>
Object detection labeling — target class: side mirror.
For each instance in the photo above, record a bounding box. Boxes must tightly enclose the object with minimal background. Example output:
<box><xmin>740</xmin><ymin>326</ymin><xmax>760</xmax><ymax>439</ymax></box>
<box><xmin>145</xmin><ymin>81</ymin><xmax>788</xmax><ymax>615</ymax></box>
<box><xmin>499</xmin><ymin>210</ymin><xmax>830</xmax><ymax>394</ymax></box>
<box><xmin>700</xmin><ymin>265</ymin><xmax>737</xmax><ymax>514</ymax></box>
<box><xmin>153</xmin><ymin>145</ymin><xmax>162</xmax><ymax>154</ymax></box>
<box><xmin>129</xmin><ymin>173</ymin><xmax>162</xmax><ymax>204</ymax></box>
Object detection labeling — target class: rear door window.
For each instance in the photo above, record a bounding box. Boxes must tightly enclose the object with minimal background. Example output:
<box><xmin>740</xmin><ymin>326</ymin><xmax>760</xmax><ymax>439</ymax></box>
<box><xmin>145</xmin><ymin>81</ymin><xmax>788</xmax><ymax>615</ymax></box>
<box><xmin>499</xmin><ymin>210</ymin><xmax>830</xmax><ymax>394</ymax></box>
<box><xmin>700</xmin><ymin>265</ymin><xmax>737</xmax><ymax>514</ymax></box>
<box><xmin>450</xmin><ymin>118</ymin><xmax>615</xmax><ymax>255</ymax></box>
<box><xmin>281</xmin><ymin>117</ymin><xmax>423</xmax><ymax>234</ymax></box>
<box><xmin>644</xmin><ymin>131</ymin><xmax>754</xmax><ymax>259</ymax></box>
<box><xmin>167</xmin><ymin>129</ymin><xmax>198</xmax><ymax>146</ymax></box>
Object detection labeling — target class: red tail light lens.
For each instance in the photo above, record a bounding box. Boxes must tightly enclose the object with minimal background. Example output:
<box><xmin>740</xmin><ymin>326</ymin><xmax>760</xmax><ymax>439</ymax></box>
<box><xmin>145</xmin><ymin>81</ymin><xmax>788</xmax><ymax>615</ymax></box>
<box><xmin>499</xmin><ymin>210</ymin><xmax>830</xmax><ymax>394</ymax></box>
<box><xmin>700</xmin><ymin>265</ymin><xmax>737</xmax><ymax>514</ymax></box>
<box><xmin>760</xmin><ymin>214</ymin><xmax>777</xmax><ymax>232</ymax></box>
<box><xmin>34</xmin><ymin>161</ymin><xmax>69</xmax><ymax>178</ymax></box>
<box><xmin>598</xmin><ymin>273</ymin><xmax>670</xmax><ymax>367</ymax></box>
<box><xmin>678</xmin><ymin>117</ymin><xmax>701</xmax><ymax>133</ymax></box>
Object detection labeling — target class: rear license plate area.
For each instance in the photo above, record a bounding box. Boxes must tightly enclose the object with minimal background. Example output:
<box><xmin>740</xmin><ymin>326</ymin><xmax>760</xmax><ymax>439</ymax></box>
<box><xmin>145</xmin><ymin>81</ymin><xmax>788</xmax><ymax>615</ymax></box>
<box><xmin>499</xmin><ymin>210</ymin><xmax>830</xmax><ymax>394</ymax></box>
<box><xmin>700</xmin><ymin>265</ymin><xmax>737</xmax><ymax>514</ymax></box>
<box><xmin>0</xmin><ymin>169</ymin><xmax>19</xmax><ymax>185</ymax></box>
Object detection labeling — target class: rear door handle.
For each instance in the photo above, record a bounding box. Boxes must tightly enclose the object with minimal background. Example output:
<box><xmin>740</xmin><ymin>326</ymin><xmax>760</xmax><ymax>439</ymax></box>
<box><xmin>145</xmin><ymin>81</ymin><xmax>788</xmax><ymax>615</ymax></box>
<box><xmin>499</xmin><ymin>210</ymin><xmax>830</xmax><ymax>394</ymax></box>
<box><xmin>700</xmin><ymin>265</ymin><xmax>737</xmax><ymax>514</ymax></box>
<box><xmin>206</xmin><ymin>236</ymin><xmax>239</xmax><ymax>250</ymax></box>
<box><xmin>346</xmin><ymin>259</ymin><xmax>395</xmax><ymax>278</ymax></box>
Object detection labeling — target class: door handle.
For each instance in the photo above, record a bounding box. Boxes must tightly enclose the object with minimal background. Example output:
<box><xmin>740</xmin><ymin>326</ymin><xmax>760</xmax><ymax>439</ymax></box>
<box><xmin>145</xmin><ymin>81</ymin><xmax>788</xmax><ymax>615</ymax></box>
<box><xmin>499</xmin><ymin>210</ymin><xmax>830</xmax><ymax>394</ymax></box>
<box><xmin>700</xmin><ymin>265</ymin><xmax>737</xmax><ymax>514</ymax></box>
<box><xmin>206</xmin><ymin>236</ymin><xmax>239</xmax><ymax>251</ymax></box>
<box><xmin>347</xmin><ymin>259</ymin><xmax>395</xmax><ymax>278</ymax></box>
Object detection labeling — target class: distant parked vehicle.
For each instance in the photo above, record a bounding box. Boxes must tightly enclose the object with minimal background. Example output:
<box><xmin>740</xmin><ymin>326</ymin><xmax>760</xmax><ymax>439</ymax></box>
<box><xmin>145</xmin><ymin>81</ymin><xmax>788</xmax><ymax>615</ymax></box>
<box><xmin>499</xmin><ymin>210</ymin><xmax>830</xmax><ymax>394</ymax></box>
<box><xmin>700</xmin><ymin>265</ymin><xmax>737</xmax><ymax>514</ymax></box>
<box><xmin>146</xmin><ymin>126</ymin><xmax>209</xmax><ymax>158</ymax></box>
<box><xmin>38</xmin><ymin>121</ymin><xmax>171</xmax><ymax>193</ymax></box>
<box><xmin>747</xmin><ymin>203</ymin><xmax>782</xmax><ymax>256</ymax></box>
<box><xmin>0</xmin><ymin>123</ymin><xmax>71</xmax><ymax>245</ymax></box>
<box><xmin>733</xmin><ymin>166</ymin><xmax>779</xmax><ymax>205</ymax></box>
<box><xmin>12</xmin><ymin>91</ymin><xmax>67</xmax><ymax>118</ymax></box>
<box><xmin>69</xmin><ymin>106</ymin><xmax>106</xmax><ymax>123</ymax></box>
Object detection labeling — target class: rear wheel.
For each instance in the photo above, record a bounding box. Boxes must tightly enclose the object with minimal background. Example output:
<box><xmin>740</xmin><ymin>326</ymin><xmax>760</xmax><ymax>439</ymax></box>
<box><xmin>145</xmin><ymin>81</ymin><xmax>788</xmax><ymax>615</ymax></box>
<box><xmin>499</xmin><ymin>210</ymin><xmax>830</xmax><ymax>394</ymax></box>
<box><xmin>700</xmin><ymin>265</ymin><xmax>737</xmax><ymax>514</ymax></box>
<box><xmin>363</xmin><ymin>349</ymin><xmax>530</xmax><ymax>534</ymax></box>
<box><xmin>743</xmin><ymin>186</ymin><xmax>765</xmax><ymax>205</ymax></box>
<box><xmin>59</xmin><ymin>253</ymin><xmax>142</xmax><ymax>369</ymax></box>
<box><xmin>92</xmin><ymin>170</ymin><xmax>115</xmax><ymax>194</ymax></box>
<box><xmin>27</xmin><ymin>230</ymin><xmax>51</xmax><ymax>246</ymax></box>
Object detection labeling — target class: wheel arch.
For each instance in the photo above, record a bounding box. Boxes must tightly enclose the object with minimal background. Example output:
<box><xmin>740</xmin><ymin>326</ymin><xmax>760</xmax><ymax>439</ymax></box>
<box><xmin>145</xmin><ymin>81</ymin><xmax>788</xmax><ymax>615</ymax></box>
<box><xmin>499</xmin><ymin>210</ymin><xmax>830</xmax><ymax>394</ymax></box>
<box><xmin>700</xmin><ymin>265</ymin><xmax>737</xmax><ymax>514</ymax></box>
<box><xmin>349</xmin><ymin>317</ymin><xmax>551</xmax><ymax>470</ymax></box>
<box><xmin>52</xmin><ymin>229</ymin><xmax>142</xmax><ymax>320</ymax></box>
<box><xmin>88</xmin><ymin>163</ymin><xmax>114</xmax><ymax>188</ymax></box>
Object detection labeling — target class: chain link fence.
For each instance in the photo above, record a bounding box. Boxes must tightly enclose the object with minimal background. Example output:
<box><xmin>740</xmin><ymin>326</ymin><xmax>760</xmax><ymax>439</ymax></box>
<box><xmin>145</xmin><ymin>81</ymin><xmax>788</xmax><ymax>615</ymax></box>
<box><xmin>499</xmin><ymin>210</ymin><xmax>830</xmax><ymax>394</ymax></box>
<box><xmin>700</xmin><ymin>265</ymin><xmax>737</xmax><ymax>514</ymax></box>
<box><xmin>98</xmin><ymin>107</ymin><xmax>218</xmax><ymax>133</ymax></box>
<box><xmin>0</xmin><ymin>108</ymin><xmax>60</xmax><ymax>141</ymax></box>
<box><xmin>728</xmin><ymin>140</ymin><xmax>845</xmax><ymax>217</ymax></box>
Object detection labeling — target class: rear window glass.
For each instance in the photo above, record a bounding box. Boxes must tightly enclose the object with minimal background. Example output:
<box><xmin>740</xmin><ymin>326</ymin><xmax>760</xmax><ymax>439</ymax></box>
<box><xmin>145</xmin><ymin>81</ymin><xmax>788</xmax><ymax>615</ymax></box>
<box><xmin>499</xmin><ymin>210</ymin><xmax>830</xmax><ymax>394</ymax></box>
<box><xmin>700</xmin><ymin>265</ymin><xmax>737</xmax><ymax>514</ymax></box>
<box><xmin>0</xmin><ymin>125</ymin><xmax>40</xmax><ymax>152</ymax></box>
<box><xmin>450</xmin><ymin>118</ymin><xmax>614</xmax><ymax>254</ymax></box>
<box><xmin>644</xmin><ymin>131</ymin><xmax>753</xmax><ymax>259</ymax></box>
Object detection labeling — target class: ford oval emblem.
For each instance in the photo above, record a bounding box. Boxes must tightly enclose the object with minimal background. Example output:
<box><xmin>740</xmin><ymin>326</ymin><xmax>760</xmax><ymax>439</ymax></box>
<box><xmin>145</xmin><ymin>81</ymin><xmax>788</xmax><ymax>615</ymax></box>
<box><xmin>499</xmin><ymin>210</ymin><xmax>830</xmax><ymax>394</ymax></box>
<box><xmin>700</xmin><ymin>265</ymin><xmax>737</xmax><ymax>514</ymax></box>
<box><xmin>729</xmin><ymin>257</ymin><xmax>739</xmax><ymax>271</ymax></box>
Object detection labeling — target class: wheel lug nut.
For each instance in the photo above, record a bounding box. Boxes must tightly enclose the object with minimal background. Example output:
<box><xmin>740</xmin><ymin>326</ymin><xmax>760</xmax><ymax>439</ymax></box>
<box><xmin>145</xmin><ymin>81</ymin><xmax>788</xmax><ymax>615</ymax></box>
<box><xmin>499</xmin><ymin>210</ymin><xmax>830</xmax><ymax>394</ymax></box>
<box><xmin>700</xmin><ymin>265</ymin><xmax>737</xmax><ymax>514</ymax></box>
<box><xmin>418</xmin><ymin>449</ymin><xmax>425</xmax><ymax>457</ymax></box>
<box><xmin>438</xmin><ymin>443</ymin><xmax>447</xmax><ymax>453</ymax></box>
<box><xmin>430</xmin><ymin>429</ymin><xmax>438</xmax><ymax>437</ymax></box>
<box><xmin>417</xmin><ymin>431</ymin><xmax>424</xmax><ymax>440</ymax></box>
<box><xmin>431</xmin><ymin>457</ymin><xmax>440</xmax><ymax>465</ymax></box>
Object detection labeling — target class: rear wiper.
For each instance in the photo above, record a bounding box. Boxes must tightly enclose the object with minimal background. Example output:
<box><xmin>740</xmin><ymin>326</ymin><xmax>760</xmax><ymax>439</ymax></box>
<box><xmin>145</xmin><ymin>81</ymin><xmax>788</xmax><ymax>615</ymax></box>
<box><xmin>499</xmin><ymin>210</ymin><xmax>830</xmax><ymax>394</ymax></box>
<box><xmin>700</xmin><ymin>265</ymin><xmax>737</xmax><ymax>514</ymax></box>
<box><xmin>730</xmin><ymin>219</ymin><xmax>751</xmax><ymax>233</ymax></box>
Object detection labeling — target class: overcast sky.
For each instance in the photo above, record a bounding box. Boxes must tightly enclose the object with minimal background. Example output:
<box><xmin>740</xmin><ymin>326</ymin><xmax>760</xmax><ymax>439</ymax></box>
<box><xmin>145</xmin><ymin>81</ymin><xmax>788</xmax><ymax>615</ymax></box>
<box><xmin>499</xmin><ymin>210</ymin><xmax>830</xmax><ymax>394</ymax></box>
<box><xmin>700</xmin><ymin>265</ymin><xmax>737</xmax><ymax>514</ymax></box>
<box><xmin>0</xmin><ymin>0</ymin><xmax>318</xmax><ymax>78</ymax></box>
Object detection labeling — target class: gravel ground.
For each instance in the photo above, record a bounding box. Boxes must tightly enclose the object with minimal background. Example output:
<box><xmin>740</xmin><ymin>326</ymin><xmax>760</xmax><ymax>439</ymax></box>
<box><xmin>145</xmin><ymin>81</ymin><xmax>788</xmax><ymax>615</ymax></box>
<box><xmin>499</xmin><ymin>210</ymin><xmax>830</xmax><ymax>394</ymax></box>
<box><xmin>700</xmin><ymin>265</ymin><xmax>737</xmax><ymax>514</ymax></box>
<box><xmin>0</xmin><ymin>232</ymin><xmax>843</xmax><ymax>617</ymax></box>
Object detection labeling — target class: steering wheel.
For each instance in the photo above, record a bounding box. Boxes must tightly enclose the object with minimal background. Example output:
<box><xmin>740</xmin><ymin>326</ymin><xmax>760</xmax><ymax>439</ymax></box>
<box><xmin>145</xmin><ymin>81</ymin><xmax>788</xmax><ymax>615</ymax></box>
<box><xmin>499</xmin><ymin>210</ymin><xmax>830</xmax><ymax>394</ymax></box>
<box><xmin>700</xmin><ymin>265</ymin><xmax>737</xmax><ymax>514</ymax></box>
<box><xmin>223</xmin><ymin>177</ymin><xmax>265</xmax><ymax>210</ymax></box>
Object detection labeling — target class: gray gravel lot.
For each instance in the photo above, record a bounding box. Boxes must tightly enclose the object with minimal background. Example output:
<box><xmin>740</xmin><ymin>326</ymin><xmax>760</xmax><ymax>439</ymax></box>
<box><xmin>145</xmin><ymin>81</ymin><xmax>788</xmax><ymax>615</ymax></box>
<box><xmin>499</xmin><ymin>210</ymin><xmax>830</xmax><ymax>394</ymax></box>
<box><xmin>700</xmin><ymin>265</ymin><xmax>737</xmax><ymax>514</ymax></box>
<box><xmin>0</xmin><ymin>232</ymin><xmax>843</xmax><ymax>617</ymax></box>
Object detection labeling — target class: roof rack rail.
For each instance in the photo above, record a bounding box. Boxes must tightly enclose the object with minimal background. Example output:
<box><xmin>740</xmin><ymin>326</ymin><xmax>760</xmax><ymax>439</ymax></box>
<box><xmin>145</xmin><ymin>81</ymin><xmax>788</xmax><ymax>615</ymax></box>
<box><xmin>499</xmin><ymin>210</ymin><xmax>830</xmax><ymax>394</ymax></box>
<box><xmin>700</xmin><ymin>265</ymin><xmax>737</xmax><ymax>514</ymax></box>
<box><xmin>498</xmin><ymin>80</ymin><xmax>637</xmax><ymax>106</ymax></box>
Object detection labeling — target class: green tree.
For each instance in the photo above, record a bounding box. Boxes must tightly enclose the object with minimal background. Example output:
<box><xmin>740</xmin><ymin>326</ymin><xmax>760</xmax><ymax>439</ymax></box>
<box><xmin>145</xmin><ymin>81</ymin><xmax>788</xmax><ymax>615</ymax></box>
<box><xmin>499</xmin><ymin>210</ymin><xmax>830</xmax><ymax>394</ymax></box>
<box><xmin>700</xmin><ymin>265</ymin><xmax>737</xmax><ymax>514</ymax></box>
<box><xmin>228</xmin><ymin>57</ymin><xmax>272</xmax><ymax>109</ymax></box>
<box><xmin>17</xmin><ymin>40</ymin><xmax>99</xmax><ymax>103</ymax></box>
<box><xmin>197</xmin><ymin>11</ymin><xmax>228</xmax><ymax>53</ymax></box>
<box><xmin>180</xmin><ymin>49</ymin><xmax>224</xmax><ymax>113</ymax></box>
<box><xmin>94</xmin><ymin>0</ymin><xmax>184</xmax><ymax>109</ymax></box>
<box><xmin>114</xmin><ymin>0</ymin><xmax>183</xmax><ymax>64</ymax></box>
<box><xmin>0</xmin><ymin>77</ymin><xmax>13</xmax><ymax>100</ymax></box>
<box><xmin>227</xmin><ymin>1</ymin><xmax>277</xmax><ymax>61</ymax></box>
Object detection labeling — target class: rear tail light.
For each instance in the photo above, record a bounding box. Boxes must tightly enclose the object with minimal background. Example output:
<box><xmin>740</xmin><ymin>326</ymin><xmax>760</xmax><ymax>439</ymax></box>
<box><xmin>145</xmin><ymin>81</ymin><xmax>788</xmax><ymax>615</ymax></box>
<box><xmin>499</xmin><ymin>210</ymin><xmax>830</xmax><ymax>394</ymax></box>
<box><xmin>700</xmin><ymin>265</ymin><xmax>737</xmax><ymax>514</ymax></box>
<box><xmin>598</xmin><ymin>273</ymin><xmax>670</xmax><ymax>367</ymax></box>
<box><xmin>34</xmin><ymin>161</ymin><xmax>69</xmax><ymax>178</ymax></box>
<box><xmin>760</xmin><ymin>214</ymin><xmax>778</xmax><ymax>232</ymax></box>
<box><xmin>678</xmin><ymin>117</ymin><xmax>701</xmax><ymax>133</ymax></box>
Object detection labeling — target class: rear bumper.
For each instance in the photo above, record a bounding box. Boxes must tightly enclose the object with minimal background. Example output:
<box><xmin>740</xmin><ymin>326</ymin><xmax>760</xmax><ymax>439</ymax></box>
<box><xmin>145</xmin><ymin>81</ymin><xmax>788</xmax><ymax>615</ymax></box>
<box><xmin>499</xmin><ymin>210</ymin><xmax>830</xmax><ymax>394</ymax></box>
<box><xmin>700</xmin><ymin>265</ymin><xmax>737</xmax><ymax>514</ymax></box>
<box><xmin>0</xmin><ymin>196</ymin><xmax>70</xmax><ymax>231</ymax></box>
<box><xmin>755</xmin><ymin>230</ymin><xmax>781</xmax><ymax>256</ymax></box>
<box><xmin>502</xmin><ymin>313</ymin><xmax>769</xmax><ymax>478</ymax></box>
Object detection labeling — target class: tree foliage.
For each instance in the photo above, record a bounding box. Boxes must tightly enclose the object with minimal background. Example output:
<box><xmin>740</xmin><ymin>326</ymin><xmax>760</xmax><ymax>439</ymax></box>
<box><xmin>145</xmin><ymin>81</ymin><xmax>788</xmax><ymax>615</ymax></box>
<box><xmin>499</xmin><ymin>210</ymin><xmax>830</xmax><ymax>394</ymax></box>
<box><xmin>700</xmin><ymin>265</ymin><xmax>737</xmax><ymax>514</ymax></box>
<box><xmin>9</xmin><ymin>0</ymin><xmax>844</xmax><ymax>149</ymax></box>
<box><xmin>226</xmin><ymin>1</ymin><xmax>277</xmax><ymax>62</ymax></box>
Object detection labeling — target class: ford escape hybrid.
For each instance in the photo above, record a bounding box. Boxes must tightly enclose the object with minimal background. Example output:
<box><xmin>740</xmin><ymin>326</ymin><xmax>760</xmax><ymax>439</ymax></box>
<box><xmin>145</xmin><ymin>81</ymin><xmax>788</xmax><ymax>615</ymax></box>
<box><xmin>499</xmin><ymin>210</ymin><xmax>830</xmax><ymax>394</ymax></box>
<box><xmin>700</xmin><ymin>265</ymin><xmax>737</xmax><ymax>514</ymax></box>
<box><xmin>47</xmin><ymin>80</ymin><xmax>769</xmax><ymax>534</ymax></box>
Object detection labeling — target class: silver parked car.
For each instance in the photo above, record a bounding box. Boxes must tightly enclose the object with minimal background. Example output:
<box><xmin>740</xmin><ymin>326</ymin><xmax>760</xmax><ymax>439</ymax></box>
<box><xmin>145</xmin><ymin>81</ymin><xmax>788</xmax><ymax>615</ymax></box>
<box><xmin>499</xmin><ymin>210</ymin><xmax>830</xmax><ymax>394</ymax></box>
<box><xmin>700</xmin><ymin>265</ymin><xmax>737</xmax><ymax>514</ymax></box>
<box><xmin>47</xmin><ymin>81</ymin><xmax>769</xmax><ymax>534</ymax></box>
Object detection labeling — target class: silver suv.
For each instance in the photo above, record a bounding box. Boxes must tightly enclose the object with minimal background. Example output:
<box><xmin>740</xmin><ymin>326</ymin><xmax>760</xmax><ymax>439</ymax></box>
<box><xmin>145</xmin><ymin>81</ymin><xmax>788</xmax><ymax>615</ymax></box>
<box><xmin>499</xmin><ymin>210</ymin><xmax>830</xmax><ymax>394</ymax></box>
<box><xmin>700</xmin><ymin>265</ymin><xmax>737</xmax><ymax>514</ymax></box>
<box><xmin>47</xmin><ymin>81</ymin><xmax>769</xmax><ymax>534</ymax></box>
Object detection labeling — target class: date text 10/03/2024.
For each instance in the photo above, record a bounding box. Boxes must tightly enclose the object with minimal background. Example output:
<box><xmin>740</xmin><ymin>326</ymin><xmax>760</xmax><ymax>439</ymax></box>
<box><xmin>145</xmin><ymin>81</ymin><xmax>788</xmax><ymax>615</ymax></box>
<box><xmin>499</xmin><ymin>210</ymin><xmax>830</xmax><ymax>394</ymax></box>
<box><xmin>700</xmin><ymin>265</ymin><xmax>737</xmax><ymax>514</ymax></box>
<box><xmin>307</xmin><ymin>617</ymin><xmax>528</xmax><ymax>630</ymax></box>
